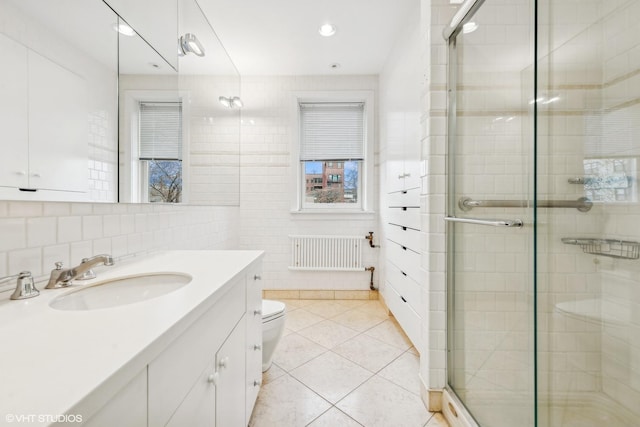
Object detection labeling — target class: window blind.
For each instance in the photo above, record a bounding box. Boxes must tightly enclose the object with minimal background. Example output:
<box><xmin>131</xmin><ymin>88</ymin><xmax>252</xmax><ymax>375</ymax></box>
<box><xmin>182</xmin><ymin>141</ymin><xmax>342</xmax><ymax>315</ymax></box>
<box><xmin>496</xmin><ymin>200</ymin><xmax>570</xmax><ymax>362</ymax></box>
<box><xmin>139</xmin><ymin>102</ymin><xmax>183</xmax><ymax>160</ymax></box>
<box><xmin>299</xmin><ymin>102</ymin><xmax>364</xmax><ymax>161</ymax></box>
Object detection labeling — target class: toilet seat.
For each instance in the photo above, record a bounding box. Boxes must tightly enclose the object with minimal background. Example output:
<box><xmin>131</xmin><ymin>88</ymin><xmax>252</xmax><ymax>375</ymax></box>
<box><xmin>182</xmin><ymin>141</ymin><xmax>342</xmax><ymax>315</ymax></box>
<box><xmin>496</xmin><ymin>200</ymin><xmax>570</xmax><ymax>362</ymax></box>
<box><xmin>262</xmin><ymin>299</ymin><xmax>286</xmax><ymax>322</ymax></box>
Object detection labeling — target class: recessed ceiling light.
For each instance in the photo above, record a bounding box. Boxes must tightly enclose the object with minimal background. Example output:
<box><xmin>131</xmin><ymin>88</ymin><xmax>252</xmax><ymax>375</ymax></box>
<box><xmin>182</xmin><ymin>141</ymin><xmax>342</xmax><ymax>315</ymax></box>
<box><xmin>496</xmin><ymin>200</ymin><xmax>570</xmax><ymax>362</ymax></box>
<box><xmin>329</xmin><ymin>63</ymin><xmax>341</xmax><ymax>70</ymax></box>
<box><xmin>112</xmin><ymin>23</ymin><xmax>136</xmax><ymax>37</ymax></box>
<box><xmin>319</xmin><ymin>23</ymin><xmax>337</xmax><ymax>37</ymax></box>
<box><xmin>462</xmin><ymin>22</ymin><xmax>478</xmax><ymax>34</ymax></box>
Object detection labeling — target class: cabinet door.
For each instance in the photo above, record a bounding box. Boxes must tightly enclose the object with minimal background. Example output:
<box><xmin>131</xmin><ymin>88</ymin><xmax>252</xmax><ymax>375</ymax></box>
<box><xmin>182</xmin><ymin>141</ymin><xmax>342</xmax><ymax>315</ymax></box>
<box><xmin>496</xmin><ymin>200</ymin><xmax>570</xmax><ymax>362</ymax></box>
<box><xmin>0</xmin><ymin>34</ymin><xmax>28</xmax><ymax>189</ymax></box>
<box><xmin>216</xmin><ymin>321</ymin><xmax>247</xmax><ymax>427</ymax></box>
<box><xmin>28</xmin><ymin>50</ymin><xmax>88</xmax><ymax>192</ymax></box>
<box><xmin>166</xmin><ymin>360</ymin><xmax>216</xmax><ymax>427</ymax></box>
<box><xmin>245</xmin><ymin>266</ymin><xmax>263</xmax><ymax>419</ymax></box>
<box><xmin>402</xmin><ymin>112</ymin><xmax>421</xmax><ymax>191</ymax></box>
<box><xmin>148</xmin><ymin>279</ymin><xmax>245</xmax><ymax>427</ymax></box>
<box><xmin>84</xmin><ymin>368</ymin><xmax>147</xmax><ymax>427</ymax></box>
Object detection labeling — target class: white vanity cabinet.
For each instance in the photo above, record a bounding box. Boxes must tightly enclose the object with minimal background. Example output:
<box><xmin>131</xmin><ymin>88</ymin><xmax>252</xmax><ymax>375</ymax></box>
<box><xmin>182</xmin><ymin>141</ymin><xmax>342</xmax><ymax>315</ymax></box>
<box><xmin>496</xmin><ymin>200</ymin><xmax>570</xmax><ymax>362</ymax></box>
<box><xmin>83</xmin><ymin>369</ymin><xmax>148</xmax><ymax>427</ymax></box>
<box><xmin>0</xmin><ymin>34</ymin><xmax>87</xmax><ymax>195</ymax></box>
<box><xmin>79</xmin><ymin>256</ymin><xmax>264</xmax><ymax>427</ymax></box>
<box><xmin>245</xmin><ymin>265</ymin><xmax>263</xmax><ymax>420</ymax></box>
<box><xmin>148</xmin><ymin>271</ymin><xmax>260</xmax><ymax>427</ymax></box>
<box><xmin>215</xmin><ymin>321</ymin><xmax>247</xmax><ymax>427</ymax></box>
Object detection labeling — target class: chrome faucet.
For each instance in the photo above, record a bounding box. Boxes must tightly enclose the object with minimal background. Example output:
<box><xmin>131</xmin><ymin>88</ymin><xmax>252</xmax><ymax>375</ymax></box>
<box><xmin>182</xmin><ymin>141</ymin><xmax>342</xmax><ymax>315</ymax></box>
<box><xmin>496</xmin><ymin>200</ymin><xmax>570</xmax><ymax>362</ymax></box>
<box><xmin>45</xmin><ymin>254</ymin><xmax>115</xmax><ymax>289</ymax></box>
<box><xmin>0</xmin><ymin>271</ymin><xmax>39</xmax><ymax>300</ymax></box>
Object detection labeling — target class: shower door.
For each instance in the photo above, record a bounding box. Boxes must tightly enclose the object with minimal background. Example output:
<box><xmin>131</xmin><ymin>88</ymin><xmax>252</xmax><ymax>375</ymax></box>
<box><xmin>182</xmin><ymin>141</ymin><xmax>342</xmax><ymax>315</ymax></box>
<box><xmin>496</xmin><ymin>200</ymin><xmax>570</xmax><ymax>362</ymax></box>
<box><xmin>446</xmin><ymin>1</ymin><xmax>536</xmax><ymax>426</ymax></box>
<box><xmin>536</xmin><ymin>0</ymin><xmax>640</xmax><ymax>426</ymax></box>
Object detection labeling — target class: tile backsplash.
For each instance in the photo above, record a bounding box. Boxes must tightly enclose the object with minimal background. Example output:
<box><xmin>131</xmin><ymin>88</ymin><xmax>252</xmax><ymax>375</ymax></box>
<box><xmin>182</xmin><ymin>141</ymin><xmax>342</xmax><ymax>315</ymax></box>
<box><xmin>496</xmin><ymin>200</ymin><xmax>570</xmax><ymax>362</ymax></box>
<box><xmin>0</xmin><ymin>201</ymin><xmax>239</xmax><ymax>292</ymax></box>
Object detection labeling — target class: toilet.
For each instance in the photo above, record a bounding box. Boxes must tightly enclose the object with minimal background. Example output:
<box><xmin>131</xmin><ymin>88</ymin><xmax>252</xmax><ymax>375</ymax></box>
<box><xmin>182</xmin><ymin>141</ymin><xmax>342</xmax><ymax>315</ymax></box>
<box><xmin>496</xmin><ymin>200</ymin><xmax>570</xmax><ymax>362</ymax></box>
<box><xmin>261</xmin><ymin>299</ymin><xmax>286</xmax><ymax>372</ymax></box>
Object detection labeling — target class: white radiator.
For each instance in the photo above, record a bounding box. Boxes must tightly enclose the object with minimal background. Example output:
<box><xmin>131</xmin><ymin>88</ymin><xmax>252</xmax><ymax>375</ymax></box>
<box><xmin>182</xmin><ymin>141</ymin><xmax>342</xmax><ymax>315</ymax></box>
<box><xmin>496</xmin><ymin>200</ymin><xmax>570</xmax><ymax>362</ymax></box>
<box><xmin>289</xmin><ymin>235</ymin><xmax>364</xmax><ymax>271</ymax></box>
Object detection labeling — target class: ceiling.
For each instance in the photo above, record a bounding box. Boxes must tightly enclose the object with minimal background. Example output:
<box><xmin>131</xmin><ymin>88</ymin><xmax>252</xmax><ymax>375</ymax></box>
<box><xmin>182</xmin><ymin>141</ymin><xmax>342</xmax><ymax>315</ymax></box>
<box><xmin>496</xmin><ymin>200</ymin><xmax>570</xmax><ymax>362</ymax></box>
<box><xmin>196</xmin><ymin>0</ymin><xmax>419</xmax><ymax>76</ymax></box>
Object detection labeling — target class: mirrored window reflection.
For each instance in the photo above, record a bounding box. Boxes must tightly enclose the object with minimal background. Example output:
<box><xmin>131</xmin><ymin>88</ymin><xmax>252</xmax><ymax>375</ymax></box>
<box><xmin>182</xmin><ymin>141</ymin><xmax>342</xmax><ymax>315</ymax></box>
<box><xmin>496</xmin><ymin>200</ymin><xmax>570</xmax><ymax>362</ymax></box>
<box><xmin>138</xmin><ymin>101</ymin><xmax>183</xmax><ymax>203</ymax></box>
<box><xmin>583</xmin><ymin>158</ymin><xmax>638</xmax><ymax>202</ymax></box>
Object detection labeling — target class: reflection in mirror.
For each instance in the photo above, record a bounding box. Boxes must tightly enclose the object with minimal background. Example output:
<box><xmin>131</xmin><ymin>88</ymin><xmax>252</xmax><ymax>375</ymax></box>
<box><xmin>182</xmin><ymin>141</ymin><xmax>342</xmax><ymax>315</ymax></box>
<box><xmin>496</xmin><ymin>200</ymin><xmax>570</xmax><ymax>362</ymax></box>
<box><xmin>118</xmin><ymin>0</ymin><xmax>241</xmax><ymax>206</ymax></box>
<box><xmin>178</xmin><ymin>0</ymin><xmax>241</xmax><ymax>206</ymax></box>
<box><xmin>582</xmin><ymin>158</ymin><xmax>638</xmax><ymax>203</ymax></box>
<box><xmin>0</xmin><ymin>0</ymin><xmax>118</xmax><ymax>202</ymax></box>
<box><xmin>117</xmin><ymin>19</ymin><xmax>181</xmax><ymax>203</ymax></box>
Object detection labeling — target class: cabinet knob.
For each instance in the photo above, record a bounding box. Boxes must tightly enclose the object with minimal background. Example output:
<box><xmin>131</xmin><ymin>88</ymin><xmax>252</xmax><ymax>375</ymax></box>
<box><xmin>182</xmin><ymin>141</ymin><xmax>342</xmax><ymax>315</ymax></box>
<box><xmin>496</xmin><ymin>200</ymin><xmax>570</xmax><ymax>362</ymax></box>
<box><xmin>208</xmin><ymin>373</ymin><xmax>219</xmax><ymax>385</ymax></box>
<box><xmin>218</xmin><ymin>357</ymin><xmax>229</xmax><ymax>369</ymax></box>
<box><xmin>30</xmin><ymin>172</ymin><xmax>41</xmax><ymax>178</ymax></box>
<box><xmin>253</xmin><ymin>309</ymin><xmax>262</xmax><ymax>316</ymax></box>
<box><xmin>254</xmin><ymin>344</ymin><xmax>262</xmax><ymax>351</ymax></box>
<box><xmin>253</xmin><ymin>380</ymin><xmax>262</xmax><ymax>387</ymax></box>
<box><xmin>254</xmin><ymin>274</ymin><xmax>262</xmax><ymax>281</ymax></box>
<box><xmin>15</xmin><ymin>171</ymin><xmax>26</xmax><ymax>176</ymax></box>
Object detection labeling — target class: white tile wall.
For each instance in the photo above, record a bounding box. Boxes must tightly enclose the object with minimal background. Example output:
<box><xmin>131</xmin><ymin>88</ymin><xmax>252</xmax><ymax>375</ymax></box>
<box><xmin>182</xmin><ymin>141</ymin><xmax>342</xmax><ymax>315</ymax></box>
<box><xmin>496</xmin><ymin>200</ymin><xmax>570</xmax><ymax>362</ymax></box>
<box><xmin>238</xmin><ymin>75</ymin><xmax>379</xmax><ymax>291</ymax></box>
<box><xmin>421</xmin><ymin>0</ymin><xmax>452</xmax><ymax>395</ymax></box>
<box><xmin>0</xmin><ymin>201</ymin><xmax>239</xmax><ymax>298</ymax></box>
<box><xmin>118</xmin><ymin>75</ymin><xmax>241</xmax><ymax>206</ymax></box>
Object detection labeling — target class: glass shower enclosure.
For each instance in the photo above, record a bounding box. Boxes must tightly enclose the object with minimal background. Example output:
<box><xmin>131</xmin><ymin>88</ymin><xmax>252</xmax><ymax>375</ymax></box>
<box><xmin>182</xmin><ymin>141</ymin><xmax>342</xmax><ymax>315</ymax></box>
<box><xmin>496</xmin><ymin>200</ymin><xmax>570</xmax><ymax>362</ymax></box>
<box><xmin>444</xmin><ymin>0</ymin><xmax>640</xmax><ymax>426</ymax></box>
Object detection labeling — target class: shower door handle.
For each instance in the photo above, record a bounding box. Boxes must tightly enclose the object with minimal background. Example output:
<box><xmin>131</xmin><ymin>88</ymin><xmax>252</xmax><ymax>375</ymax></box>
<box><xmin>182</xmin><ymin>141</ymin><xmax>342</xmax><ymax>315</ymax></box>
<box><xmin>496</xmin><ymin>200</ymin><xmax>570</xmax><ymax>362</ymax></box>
<box><xmin>444</xmin><ymin>216</ymin><xmax>523</xmax><ymax>228</ymax></box>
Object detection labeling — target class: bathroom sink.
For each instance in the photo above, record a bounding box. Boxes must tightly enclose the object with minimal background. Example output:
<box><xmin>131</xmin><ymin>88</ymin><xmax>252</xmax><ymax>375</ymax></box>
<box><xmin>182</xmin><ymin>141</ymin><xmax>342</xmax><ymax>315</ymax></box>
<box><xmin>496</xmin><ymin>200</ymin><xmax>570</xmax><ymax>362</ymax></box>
<box><xmin>49</xmin><ymin>273</ymin><xmax>192</xmax><ymax>311</ymax></box>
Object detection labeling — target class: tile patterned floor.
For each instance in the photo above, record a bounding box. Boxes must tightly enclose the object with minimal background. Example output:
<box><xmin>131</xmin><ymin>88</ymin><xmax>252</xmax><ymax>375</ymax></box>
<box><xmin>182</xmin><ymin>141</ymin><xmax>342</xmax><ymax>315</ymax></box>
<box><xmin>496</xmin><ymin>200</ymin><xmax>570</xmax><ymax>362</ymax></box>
<box><xmin>249</xmin><ymin>299</ymin><xmax>449</xmax><ymax>427</ymax></box>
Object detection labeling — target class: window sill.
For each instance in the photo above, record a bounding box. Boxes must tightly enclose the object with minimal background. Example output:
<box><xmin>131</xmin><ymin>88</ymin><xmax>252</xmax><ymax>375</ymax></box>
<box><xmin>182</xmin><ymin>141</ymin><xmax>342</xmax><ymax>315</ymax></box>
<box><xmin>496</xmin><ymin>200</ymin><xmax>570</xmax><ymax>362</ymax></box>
<box><xmin>290</xmin><ymin>210</ymin><xmax>376</xmax><ymax>220</ymax></box>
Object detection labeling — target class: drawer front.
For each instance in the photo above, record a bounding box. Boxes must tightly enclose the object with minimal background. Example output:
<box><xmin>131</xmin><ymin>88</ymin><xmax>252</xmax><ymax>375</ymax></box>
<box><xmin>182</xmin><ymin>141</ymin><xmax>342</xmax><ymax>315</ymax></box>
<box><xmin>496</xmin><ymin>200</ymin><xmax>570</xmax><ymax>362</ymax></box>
<box><xmin>403</xmin><ymin>160</ymin><xmax>421</xmax><ymax>191</ymax></box>
<box><xmin>387</xmin><ymin>207</ymin><xmax>421</xmax><ymax>230</ymax></box>
<box><xmin>386</xmin><ymin>239</ymin><xmax>423</xmax><ymax>282</ymax></box>
<box><xmin>245</xmin><ymin>263</ymin><xmax>263</xmax><ymax>419</ymax></box>
<box><xmin>387</xmin><ymin>187</ymin><xmax>420</xmax><ymax>208</ymax></box>
<box><xmin>386</xmin><ymin>261</ymin><xmax>421</xmax><ymax>314</ymax></box>
<box><xmin>148</xmin><ymin>278</ymin><xmax>246</xmax><ymax>427</ymax></box>
<box><xmin>384</xmin><ymin>282</ymin><xmax>421</xmax><ymax>348</ymax></box>
<box><xmin>386</xmin><ymin>223</ymin><xmax>422</xmax><ymax>253</ymax></box>
<box><xmin>386</xmin><ymin>160</ymin><xmax>406</xmax><ymax>193</ymax></box>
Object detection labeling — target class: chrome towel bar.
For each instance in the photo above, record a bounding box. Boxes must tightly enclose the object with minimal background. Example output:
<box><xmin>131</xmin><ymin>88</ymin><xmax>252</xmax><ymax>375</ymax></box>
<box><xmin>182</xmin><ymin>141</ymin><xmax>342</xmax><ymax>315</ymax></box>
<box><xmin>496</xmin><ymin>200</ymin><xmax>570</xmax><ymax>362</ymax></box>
<box><xmin>459</xmin><ymin>197</ymin><xmax>592</xmax><ymax>212</ymax></box>
<box><xmin>444</xmin><ymin>216</ymin><xmax>523</xmax><ymax>228</ymax></box>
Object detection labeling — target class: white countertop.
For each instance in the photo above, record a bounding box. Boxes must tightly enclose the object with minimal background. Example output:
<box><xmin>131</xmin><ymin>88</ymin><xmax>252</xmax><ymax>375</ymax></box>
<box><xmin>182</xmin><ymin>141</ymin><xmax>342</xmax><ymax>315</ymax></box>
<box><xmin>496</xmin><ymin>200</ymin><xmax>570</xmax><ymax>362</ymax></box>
<box><xmin>0</xmin><ymin>250</ymin><xmax>263</xmax><ymax>426</ymax></box>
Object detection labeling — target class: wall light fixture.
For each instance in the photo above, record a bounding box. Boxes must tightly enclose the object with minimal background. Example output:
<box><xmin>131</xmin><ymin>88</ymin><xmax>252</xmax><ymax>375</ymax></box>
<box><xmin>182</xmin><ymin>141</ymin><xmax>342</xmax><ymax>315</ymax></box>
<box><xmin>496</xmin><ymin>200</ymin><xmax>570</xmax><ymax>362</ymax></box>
<box><xmin>179</xmin><ymin>33</ymin><xmax>205</xmax><ymax>57</ymax></box>
<box><xmin>219</xmin><ymin>96</ymin><xmax>243</xmax><ymax>108</ymax></box>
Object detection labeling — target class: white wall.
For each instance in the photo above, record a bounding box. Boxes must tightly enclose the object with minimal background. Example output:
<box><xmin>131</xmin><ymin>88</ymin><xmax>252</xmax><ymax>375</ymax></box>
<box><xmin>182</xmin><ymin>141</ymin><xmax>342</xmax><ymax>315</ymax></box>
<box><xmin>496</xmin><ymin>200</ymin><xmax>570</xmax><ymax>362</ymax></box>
<box><xmin>238</xmin><ymin>75</ymin><xmax>380</xmax><ymax>291</ymax></box>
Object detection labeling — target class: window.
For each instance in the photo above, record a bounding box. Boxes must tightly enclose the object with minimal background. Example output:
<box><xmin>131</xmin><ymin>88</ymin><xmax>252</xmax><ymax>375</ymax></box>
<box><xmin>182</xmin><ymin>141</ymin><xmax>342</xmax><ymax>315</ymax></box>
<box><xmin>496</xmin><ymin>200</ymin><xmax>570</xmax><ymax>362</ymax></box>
<box><xmin>138</xmin><ymin>102</ymin><xmax>183</xmax><ymax>203</ymax></box>
<box><xmin>299</xmin><ymin>102</ymin><xmax>365</xmax><ymax>208</ymax></box>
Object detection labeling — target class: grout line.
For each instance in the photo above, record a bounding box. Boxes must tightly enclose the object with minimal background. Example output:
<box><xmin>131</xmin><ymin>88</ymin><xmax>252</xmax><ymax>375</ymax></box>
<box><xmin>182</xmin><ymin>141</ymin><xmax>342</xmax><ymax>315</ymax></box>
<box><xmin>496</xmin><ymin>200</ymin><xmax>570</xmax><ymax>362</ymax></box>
<box><xmin>254</xmin><ymin>299</ymin><xmax>431</xmax><ymax>427</ymax></box>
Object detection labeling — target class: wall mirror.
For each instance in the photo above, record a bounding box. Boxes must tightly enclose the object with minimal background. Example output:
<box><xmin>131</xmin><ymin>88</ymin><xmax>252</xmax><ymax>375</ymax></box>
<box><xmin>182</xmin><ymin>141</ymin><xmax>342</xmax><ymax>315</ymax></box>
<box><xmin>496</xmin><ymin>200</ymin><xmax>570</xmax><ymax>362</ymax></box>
<box><xmin>118</xmin><ymin>0</ymin><xmax>241</xmax><ymax>205</ymax></box>
<box><xmin>0</xmin><ymin>0</ymin><xmax>118</xmax><ymax>202</ymax></box>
